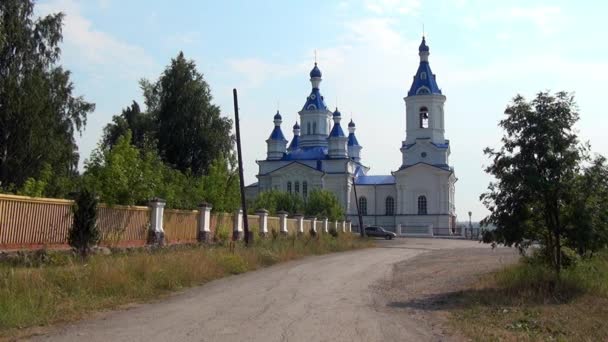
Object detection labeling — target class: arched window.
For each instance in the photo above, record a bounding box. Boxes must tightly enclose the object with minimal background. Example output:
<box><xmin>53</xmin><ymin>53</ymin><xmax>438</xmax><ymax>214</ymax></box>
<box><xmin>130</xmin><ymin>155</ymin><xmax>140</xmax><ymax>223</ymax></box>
<box><xmin>303</xmin><ymin>181</ymin><xmax>308</xmax><ymax>198</ymax></box>
<box><xmin>417</xmin><ymin>196</ymin><xmax>427</xmax><ymax>215</ymax></box>
<box><xmin>295</xmin><ymin>181</ymin><xmax>300</xmax><ymax>194</ymax></box>
<box><xmin>416</xmin><ymin>87</ymin><xmax>430</xmax><ymax>95</ymax></box>
<box><xmin>419</xmin><ymin>107</ymin><xmax>429</xmax><ymax>128</ymax></box>
<box><xmin>385</xmin><ymin>196</ymin><xmax>395</xmax><ymax>216</ymax></box>
<box><xmin>420</xmin><ymin>71</ymin><xmax>427</xmax><ymax>80</ymax></box>
<box><xmin>313</xmin><ymin>122</ymin><xmax>317</xmax><ymax>134</ymax></box>
<box><xmin>307</xmin><ymin>122</ymin><xmax>311</xmax><ymax>135</ymax></box>
<box><xmin>287</xmin><ymin>181</ymin><xmax>292</xmax><ymax>193</ymax></box>
<box><xmin>359</xmin><ymin>197</ymin><xmax>368</xmax><ymax>216</ymax></box>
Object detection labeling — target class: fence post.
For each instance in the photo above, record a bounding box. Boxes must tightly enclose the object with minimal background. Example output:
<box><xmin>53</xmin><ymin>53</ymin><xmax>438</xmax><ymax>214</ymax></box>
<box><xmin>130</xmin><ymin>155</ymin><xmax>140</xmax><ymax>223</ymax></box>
<box><xmin>310</xmin><ymin>217</ymin><xmax>317</xmax><ymax>234</ymax></box>
<box><xmin>294</xmin><ymin>214</ymin><xmax>304</xmax><ymax>235</ymax></box>
<box><xmin>278</xmin><ymin>211</ymin><xmax>289</xmax><ymax>235</ymax></box>
<box><xmin>341</xmin><ymin>220</ymin><xmax>346</xmax><ymax>233</ymax></box>
<box><xmin>148</xmin><ymin>198</ymin><xmax>166</xmax><ymax>246</ymax></box>
<box><xmin>347</xmin><ymin>220</ymin><xmax>352</xmax><ymax>233</ymax></box>
<box><xmin>233</xmin><ymin>208</ymin><xmax>243</xmax><ymax>240</ymax></box>
<box><xmin>257</xmin><ymin>209</ymin><xmax>269</xmax><ymax>237</ymax></box>
<box><xmin>322</xmin><ymin>217</ymin><xmax>329</xmax><ymax>233</ymax></box>
<box><xmin>197</xmin><ymin>202</ymin><xmax>212</xmax><ymax>242</ymax></box>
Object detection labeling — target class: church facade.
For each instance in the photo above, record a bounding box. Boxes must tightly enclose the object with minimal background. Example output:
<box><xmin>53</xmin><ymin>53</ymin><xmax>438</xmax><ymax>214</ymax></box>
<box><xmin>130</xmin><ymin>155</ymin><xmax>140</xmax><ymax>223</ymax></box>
<box><xmin>247</xmin><ymin>37</ymin><xmax>457</xmax><ymax>235</ymax></box>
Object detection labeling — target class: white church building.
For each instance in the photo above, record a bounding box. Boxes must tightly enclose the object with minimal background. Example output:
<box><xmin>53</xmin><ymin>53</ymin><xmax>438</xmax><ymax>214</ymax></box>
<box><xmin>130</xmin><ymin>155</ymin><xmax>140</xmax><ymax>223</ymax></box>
<box><xmin>246</xmin><ymin>37</ymin><xmax>457</xmax><ymax>235</ymax></box>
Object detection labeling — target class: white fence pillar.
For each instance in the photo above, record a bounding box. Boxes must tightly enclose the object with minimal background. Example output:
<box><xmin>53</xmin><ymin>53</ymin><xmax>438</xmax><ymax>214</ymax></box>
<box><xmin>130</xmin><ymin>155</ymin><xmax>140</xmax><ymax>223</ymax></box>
<box><xmin>323</xmin><ymin>217</ymin><xmax>329</xmax><ymax>233</ymax></box>
<box><xmin>295</xmin><ymin>214</ymin><xmax>304</xmax><ymax>234</ymax></box>
<box><xmin>233</xmin><ymin>209</ymin><xmax>243</xmax><ymax>240</ymax></box>
<box><xmin>341</xmin><ymin>220</ymin><xmax>346</xmax><ymax>233</ymax></box>
<box><xmin>278</xmin><ymin>211</ymin><xmax>289</xmax><ymax>235</ymax></box>
<box><xmin>197</xmin><ymin>202</ymin><xmax>212</xmax><ymax>242</ymax></box>
<box><xmin>257</xmin><ymin>209</ymin><xmax>269</xmax><ymax>236</ymax></box>
<box><xmin>310</xmin><ymin>217</ymin><xmax>317</xmax><ymax>234</ymax></box>
<box><xmin>148</xmin><ymin>198</ymin><xmax>166</xmax><ymax>246</ymax></box>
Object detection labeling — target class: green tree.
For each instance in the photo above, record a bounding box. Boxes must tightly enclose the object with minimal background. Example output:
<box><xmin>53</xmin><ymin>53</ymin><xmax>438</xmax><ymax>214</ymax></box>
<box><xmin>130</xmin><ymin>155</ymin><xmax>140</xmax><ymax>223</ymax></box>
<box><xmin>142</xmin><ymin>52</ymin><xmax>233</xmax><ymax>176</ymax></box>
<box><xmin>481</xmin><ymin>91</ymin><xmax>582</xmax><ymax>274</ymax></box>
<box><xmin>252</xmin><ymin>190</ymin><xmax>304</xmax><ymax>215</ymax></box>
<box><xmin>0</xmin><ymin>1</ymin><xmax>94</xmax><ymax>192</ymax></box>
<box><xmin>83</xmin><ymin>132</ymin><xmax>164</xmax><ymax>206</ymax></box>
<box><xmin>69</xmin><ymin>189</ymin><xmax>100</xmax><ymax>259</ymax></box>
<box><xmin>305</xmin><ymin>189</ymin><xmax>345</xmax><ymax>221</ymax></box>
<box><xmin>200</xmin><ymin>157</ymin><xmax>240</xmax><ymax>213</ymax></box>
<box><xmin>102</xmin><ymin>101</ymin><xmax>155</xmax><ymax>151</ymax></box>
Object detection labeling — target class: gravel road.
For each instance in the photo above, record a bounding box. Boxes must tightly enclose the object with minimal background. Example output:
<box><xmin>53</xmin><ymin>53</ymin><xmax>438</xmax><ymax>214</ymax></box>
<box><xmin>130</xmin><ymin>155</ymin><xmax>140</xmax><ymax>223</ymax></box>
<box><xmin>30</xmin><ymin>238</ymin><xmax>519</xmax><ymax>342</ymax></box>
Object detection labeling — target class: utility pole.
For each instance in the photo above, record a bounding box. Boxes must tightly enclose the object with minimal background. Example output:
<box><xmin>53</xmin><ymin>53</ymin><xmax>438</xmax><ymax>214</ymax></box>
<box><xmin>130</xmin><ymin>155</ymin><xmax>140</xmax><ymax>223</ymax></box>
<box><xmin>352</xmin><ymin>176</ymin><xmax>365</xmax><ymax>237</ymax></box>
<box><xmin>233</xmin><ymin>89</ymin><xmax>250</xmax><ymax>245</ymax></box>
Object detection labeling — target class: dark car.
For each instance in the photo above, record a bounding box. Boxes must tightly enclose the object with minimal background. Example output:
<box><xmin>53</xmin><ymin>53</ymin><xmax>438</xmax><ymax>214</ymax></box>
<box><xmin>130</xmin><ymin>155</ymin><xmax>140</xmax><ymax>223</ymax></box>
<box><xmin>364</xmin><ymin>226</ymin><xmax>397</xmax><ymax>240</ymax></box>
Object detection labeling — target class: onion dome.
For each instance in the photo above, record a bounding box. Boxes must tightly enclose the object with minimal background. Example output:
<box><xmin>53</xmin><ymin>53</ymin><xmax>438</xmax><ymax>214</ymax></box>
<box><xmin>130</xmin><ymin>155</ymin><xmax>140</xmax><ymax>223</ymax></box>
<box><xmin>288</xmin><ymin>121</ymin><xmax>301</xmax><ymax>151</ymax></box>
<box><xmin>309</xmin><ymin>63</ymin><xmax>322</xmax><ymax>78</ymax></box>
<box><xmin>273</xmin><ymin>111</ymin><xmax>282</xmax><ymax>120</ymax></box>
<box><xmin>329</xmin><ymin>108</ymin><xmax>345</xmax><ymax>138</ymax></box>
<box><xmin>407</xmin><ymin>36</ymin><xmax>442</xmax><ymax>97</ymax></box>
<box><xmin>348</xmin><ymin>119</ymin><xmax>356</xmax><ymax>128</ymax></box>
<box><xmin>419</xmin><ymin>36</ymin><xmax>429</xmax><ymax>52</ymax></box>
<box><xmin>347</xmin><ymin>119</ymin><xmax>359</xmax><ymax>146</ymax></box>
<box><xmin>293</xmin><ymin>121</ymin><xmax>300</xmax><ymax>130</ymax></box>
<box><xmin>268</xmin><ymin>111</ymin><xmax>286</xmax><ymax>141</ymax></box>
<box><xmin>333</xmin><ymin>108</ymin><xmax>342</xmax><ymax>117</ymax></box>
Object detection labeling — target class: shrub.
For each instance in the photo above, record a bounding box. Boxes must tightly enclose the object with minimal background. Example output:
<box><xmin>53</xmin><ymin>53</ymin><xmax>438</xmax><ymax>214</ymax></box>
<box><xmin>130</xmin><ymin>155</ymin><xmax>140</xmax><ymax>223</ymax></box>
<box><xmin>68</xmin><ymin>190</ymin><xmax>100</xmax><ymax>259</ymax></box>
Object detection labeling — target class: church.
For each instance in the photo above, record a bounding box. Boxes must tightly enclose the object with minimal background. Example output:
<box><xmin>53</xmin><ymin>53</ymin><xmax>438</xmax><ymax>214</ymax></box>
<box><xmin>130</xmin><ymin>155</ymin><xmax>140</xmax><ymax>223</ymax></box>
<box><xmin>246</xmin><ymin>37</ymin><xmax>457</xmax><ymax>236</ymax></box>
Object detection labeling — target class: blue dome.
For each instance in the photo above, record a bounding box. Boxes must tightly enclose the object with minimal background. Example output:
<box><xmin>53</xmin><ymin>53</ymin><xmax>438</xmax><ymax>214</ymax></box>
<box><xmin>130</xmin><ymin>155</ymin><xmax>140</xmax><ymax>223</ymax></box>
<box><xmin>333</xmin><ymin>108</ymin><xmax>342</xmax><ymax>117</ymax></box>
<box><xmin>419</xmin><ymin>36</ymin><xmax>429</xmax><ymax>52</ymax></box>
<box><xmin>348</xmin><ymin>119</ymin><xmax>356</xmax><ymax>128</ymax></box>
<box><xmin>309</xmin><ymin>63</ymin><xmax>322</xmax><ymax>78</ymax></box>
<box><xmin>274</xmin><ymin>111</ymin><xmax>282</xmax><ymax>120</ymax></box>
<box><xmin>293</xmin><ymin>121</ymin><xmax>300</xmax><ymax>129</ymax></box>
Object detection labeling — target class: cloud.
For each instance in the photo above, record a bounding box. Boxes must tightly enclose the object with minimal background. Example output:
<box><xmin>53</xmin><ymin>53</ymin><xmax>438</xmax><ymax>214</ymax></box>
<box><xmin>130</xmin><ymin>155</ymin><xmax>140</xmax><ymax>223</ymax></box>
<box><xmin>461</xmin><ymin>5</ymin><xmax>565</xmax><ymax>35</ymax></box>
<box><xmin>227</xmin><ymin>58</ymin><xmax>303</xmax><ymax>88</ymax></box>
<box><xmin>36</xmin><ymin>0</ymin><xmax>156</xmax><ymax>81</ymax></box>
<box><xmin>364</xmin><ymin>0</ymin><xmax>421</xmax><ymax>15</ymax></box>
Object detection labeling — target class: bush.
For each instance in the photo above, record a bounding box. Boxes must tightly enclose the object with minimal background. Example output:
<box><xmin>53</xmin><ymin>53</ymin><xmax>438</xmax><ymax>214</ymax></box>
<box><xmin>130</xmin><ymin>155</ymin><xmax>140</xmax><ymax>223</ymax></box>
<box><xmin>68</xmin><ymin>190</ymin><xmax>100</xmax><ymax>259</ymax></box>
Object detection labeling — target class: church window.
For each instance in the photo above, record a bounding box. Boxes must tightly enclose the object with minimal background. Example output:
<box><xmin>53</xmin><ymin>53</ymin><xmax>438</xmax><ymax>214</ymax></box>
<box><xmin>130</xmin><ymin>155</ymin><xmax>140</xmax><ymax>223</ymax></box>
<box><xmin>421</xmin><ymin>72</ymin><xmax>427</xmax><ymax>80</ymax></box>
<box><xmin>417</xmin><ymin>196</ymin><xmax>427</xmax><ymax>215</ymax></box>
<box><xmin>419</xmin><ymin>107</ymin><xmax>429</xmax><ymax>129</ymax></box>
<box><xmin>313</xmin><ymin>122</ymin><xmax>317</xmax><ymax>134</ymax></box>
<box><xmin>385</xmin><ymin>196</ymin><xmax>395</xmax><ymax>216</ymax></box>
<box><xmin>287</xmin><ymin>181</ymin><xmax>292</xmax><ymax>193</ymax></box>
<box><xmin>295</xmin><ymin>181</ymin><xmax>300</xmax><ymax>194</ymax></box>
<box><xmin>416</xmin><ymin>87</ymin><xmax>430</xmax><ymax>95</ymax></box>
<box><xmin>307</xmin><ymin>122</ymin><xmax>311</xmax><ymax>134</ymax></box>
<box><xmin>303</xmin><ymin>181</ymin><xmax>308</xmax><ymax>198</ymax></box>
<box><xmin>359</xmin><ymin>197</ymin><xmax>368</xmax><ymax>216</ymax></box>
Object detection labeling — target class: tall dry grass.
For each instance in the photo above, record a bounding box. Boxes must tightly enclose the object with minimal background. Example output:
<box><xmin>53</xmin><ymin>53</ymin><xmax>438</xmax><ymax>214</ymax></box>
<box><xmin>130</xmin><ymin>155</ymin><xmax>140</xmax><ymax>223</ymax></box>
<box><xmin>0</xmin><ymin>233</ymin><xmax>372</xmax><ymax>335</ymax></box>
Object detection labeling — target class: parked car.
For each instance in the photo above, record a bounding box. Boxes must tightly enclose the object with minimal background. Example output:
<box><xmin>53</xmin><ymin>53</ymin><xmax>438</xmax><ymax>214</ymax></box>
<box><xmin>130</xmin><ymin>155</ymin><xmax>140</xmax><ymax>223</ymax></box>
<box><xmin>364</xmin><ymin>226</ymin><xmax>397</xmax><ymax>240</ymax></box>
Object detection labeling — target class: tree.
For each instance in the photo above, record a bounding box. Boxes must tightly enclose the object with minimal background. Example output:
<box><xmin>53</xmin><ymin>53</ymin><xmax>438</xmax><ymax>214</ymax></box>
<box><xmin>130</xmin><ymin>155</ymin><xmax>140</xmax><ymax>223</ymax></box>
<box><xmin>142</xmin><ymin>52</ymin><xmax>233</xmax><ymax>176</ymax></box>
<box><xmin>102</xmin><ymin>101</ymin><xmax>155</xmax><ymax>151</ymax></box>
<box><xmin>0</xmin><ymin>1</ymin><xmax>94</xmax><ymax>192</ymax></box>
<box><xmin>69</xmin><ymin>189</ymin><xmax>100</xmax><ymax>259</ymax></box>
<box><xmin>252</xmin><ymin>190</ymin><xmax>304</xmax><ymax>215</ymax></box>
<box><xmin>305</xmin><ymin>189</ymin><xmax>345</xmax><ymax>221</ymax></box>
<box><xmin>481</xmin><ymin>91</ymin><xmax>582</xmax><ymax>274</ymax></box>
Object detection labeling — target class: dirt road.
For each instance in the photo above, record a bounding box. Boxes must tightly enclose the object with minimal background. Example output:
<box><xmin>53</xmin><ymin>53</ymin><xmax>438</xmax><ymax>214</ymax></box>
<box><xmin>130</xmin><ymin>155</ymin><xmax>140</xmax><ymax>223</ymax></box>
<box><xmin>31</xmin><ymin>239</ymin><xmax>518</xmax><ymax>342</ymax></box>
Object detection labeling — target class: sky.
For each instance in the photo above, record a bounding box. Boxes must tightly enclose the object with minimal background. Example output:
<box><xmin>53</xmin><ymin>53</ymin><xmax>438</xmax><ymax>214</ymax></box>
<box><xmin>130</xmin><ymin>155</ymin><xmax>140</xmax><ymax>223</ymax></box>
<box><xmin>35</xmin><ymin>0</ymin><xmax>608</xmax><ymax>221</ymax></box>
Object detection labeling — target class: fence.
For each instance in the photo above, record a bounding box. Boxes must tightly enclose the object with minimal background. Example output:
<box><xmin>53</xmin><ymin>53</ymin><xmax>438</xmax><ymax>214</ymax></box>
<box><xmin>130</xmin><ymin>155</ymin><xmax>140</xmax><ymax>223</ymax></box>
<box><xmin>0</xmin><ymin>194</ymin><xmax>353</xmax><ymax>250</ymax></box>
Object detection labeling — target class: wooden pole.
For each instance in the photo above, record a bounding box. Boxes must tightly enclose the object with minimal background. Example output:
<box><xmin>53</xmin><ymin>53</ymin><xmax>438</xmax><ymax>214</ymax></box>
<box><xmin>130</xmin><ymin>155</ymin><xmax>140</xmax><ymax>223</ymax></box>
<box><xmin>233</xmin><ymin>89</ymin><xmax>250</xmax><ymax>245</ymax></box>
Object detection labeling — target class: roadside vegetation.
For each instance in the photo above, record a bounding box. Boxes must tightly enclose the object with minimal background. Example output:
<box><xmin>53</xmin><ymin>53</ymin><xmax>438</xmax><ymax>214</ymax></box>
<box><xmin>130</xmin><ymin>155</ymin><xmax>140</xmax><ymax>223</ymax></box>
<box><xmin>449</xmin><ymin>250</ymin><xmax>608</xmax><ymax>341</ymax></box>
<box><xmin>0</xmin><ymin>233</ymin><xmax>372</xmax><ymax>337</ymax></box>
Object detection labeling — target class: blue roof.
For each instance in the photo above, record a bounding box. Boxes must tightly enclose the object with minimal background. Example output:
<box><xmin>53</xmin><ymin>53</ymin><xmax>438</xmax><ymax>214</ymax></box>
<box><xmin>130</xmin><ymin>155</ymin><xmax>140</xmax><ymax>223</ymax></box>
<box><xmin>348</xmin><ymin>119</ymin><xmax>355</xmax><ymax>128</ymax></box>
<box><xmin>273</xmin><ymin>111</ymin><xmax>282</xmax><ymax>120</ymax></box>
<box><xmin>310</xmin><ymin>63</ymin><xmax>322</xmax><ymax>78</ymax></box>
<box><xmin>302</xmin><ymin>88</ymin><xmax>327</xmax><ymax>111</ymax></box>
<box><xmin>282</xmin><ymin>146</ymin><xmax>328</xmax><ymax>161</ymax></box>
<box><xmin>288</xmin><ymin>135</ymin><xmax>300</xmax><ymax>151</ymax></box>
<box><xmin>333</xmin><ymin>108</ymin><xmax>342</xmax><ymax>117</ymax></box>
<box><xmin>419</xmin><ymin>36</ymin><xmax>429</xmax><ymax>52</ymax></box>
<box><xmin>431</xmin><ymin>141</ymin><xmax>449</xmax><ymax>149</ymax></box>
<box><xmin>329</xmin><ymin>123</ymin><xmax>345</xmax><ymax>138</ymax></box>
<box><xmin>268</xmin><ymin>126</ymin><xmax>286</xmax><ymax>141</ymax></box>
<box><xmin>355</xmin><ymin>175</ymin><xmax>395</xmax><ymax>185</ymax></box>
<box><xmin>407</xmin><ymin>38</ymin><xmax>442</xmax><ymax>97</ymax></box>
<box><xmin>348</xmin><ymin>133</ymin><xmax>359</xmax><ymax>146</ymax></box>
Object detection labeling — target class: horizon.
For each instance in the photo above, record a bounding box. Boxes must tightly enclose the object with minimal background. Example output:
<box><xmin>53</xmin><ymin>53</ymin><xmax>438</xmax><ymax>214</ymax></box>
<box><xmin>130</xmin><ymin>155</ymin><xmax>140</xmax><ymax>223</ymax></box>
<box><xmin>35</xmin><ymin>0</ymin><xmax>608</xmax><ymax>221</ymax></box>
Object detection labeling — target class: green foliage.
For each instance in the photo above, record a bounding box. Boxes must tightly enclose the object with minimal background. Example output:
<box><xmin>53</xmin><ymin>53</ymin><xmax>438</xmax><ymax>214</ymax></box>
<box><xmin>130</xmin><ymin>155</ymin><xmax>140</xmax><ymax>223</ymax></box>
<box><xmin>481</xmin><ymin>91</ymin><xmax>591</xmax><ymax>273</ymax></box>
<box><xmin>142</xmin><ymin>52</ymin><xmax>234</xmax><ymax>176</ymax></box>
<box><xmin>305</xmin><ymin>189</ymin><xmax>345</xmax><ymax>221</ymax></box>
<box><xmin>68</xmin><ymin>190</ymin><xmax>100</xmax><ymax>258</ymax></box>
<box><xmin>102</xmin><ymin>101</ymin><xmax>155</xmax><ymax>151</ymax></box>
<box><xmin>252</xmin><ymin>190</ymin><xmax>304</xmax><ymax>215</ymax></box>
<box><xmin>0</xmin><ymin>1</ymin><xmax>94</xmax><ymax>191</ymax></box>
<box><xmin>17</xmin><ymin>163</ymin><xmax>52</xmax><ymax>197</ymax></box>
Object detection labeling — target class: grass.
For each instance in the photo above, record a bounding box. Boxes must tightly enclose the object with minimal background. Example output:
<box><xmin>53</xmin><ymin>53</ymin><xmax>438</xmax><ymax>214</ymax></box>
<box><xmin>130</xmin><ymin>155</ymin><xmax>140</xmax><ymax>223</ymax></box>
<box><xmin>449</xmin><ymin>251</ymin><xmax>608</xmax><ymax>341</ymax></box>
<box><xmin>0</xmin><ymin>233</ymin><xmax>372</xmax><ymax>338</ymax></box>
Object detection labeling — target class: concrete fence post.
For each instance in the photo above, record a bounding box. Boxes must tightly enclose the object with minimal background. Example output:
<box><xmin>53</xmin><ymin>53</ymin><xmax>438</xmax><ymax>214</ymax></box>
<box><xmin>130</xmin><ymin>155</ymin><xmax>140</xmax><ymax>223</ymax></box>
<box><xmin>257</xmin><ymin>209</ymin><xmax>269</xmax><ymax>236</ymax></box>
<box><xmin>322</xmin><ymin>217</ymin><xmax>329</xmax><ymax>233</ymax></box>
<box><xmin>233</xmin><ymin>208</ymin><xmax>243</xmax><ymax>240</ymax></box>
<box><xmin>148</xmin><ymin>198</ymin><xmax>166</xmax><ymax>246</ymax></box>
<box><xmin>310</xmin><ymin>217</ymin><xmax>317</xmax><ymax>234</ymax></box>
<box><xmin>295</xmin><ymin>214</ymin><xmax>304</xmax><ymax>234</ymax></box>
<box><xmin>278</xmin><ymin>211</ymin><xmax>289</xmax><ymax>235</ymax></box>
<box><xmin>197</xmin><ymin>202</ymin><xmax>212</xmax><ymax>242</ymax></box>
<box><xmin>334</xmin><ymin>220</ymin><xmax>338</xmax><ymax>233</ymax></box>
<box><xmin>341</xmin><ymin>220</ymin><xmax>346</xmax><ymax>233</ymax></box>
<box><xmin>347</xmin><ymin>220</ymin><xmax>352</xmax><ymax>233</ymax></box>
